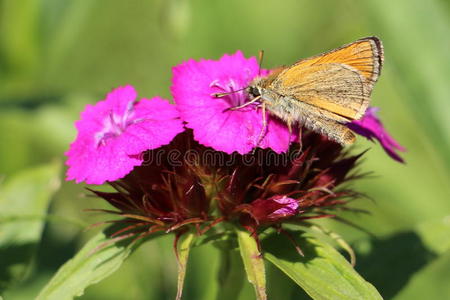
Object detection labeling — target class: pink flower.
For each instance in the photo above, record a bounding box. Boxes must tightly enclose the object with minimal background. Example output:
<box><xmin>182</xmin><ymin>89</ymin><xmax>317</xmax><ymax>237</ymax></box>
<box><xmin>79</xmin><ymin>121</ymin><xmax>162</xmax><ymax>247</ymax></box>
<box><xmin>171</xmin><ymin>51</ymin><xmax>294</xmax><ymax>155</ymax></box>
<box><xmin>65</xmin><ymin>85</ymin><xmax>184</xmax><ymax>184</ymax></box>
<box><xmin>348</xmin><ymin>107</ymin><xmax>406</xmax><ymax>163</ymax></box>
<box><xmin>247</xmin><ymin>195</ymin><xmax>299</xmax><ymax>224</ymax></box>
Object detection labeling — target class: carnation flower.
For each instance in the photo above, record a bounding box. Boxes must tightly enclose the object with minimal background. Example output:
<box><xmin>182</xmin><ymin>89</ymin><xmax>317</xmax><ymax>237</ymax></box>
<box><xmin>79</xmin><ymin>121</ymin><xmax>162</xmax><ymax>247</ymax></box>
<box><xmin>80</xmin><ymin>127</ymin><xmax>368</xmax><ymax>299</ymax></box>
<box><xmin>65</xmin><ymin>85</ymin><xmax>184</xmax><ymax>184</ymax></box>
<box><xmin>58</xmin><ymin>54</ymin><xmax>396</xmax><ymax>300</ymax></box>
<box><xmin>96</xmin><ymin>130</ymin><xmax>352</xmax><ymax>236</ymax></box>
<box><xmin>171</xmin><ymin>51</ymin><xmax>295</xmax><ymax>155</ymax></box>
<box><xmin>348</xmin><ymin>107</ymin><xmax>406</xmax><ymax>162</ymax></box>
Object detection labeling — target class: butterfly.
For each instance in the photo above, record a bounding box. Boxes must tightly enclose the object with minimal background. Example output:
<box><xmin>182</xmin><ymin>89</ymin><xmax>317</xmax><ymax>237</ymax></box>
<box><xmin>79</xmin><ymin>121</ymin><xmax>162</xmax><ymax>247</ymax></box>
<box><xmin>244</xmin><ymin>36</ymin><xmax>384</xmax><ymax>145</ymax></box>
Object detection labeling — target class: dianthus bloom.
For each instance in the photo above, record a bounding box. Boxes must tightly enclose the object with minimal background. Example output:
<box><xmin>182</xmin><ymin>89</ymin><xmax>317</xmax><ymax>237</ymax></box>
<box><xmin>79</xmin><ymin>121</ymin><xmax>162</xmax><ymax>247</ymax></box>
<box><xmin>171</xmin><ymin>51</ymin><xmax>295</xmax><ymax>155</ymax></box>
<box><xmin>88</xmin><ymin>129</ymin><xmax>365</xmax><ymax>298</ymax></box>
<box><xmin>93</xmin><ymin>129</ymin><xmax>360</xmax><ymax>244</ymax></box>
<box><xmin>60</xmin><ymin>51</ymin><xmax>399</xmax><ymax>300</ymax></box>
<box><xmin>65</xmin><ymin>85</ymin><xmax>184</xmax><ymax>184</ymax></box>
<box><xmin>348</xmin><ymin>107</ymin><xmax>406</xmax><ymax>162</ymax></box>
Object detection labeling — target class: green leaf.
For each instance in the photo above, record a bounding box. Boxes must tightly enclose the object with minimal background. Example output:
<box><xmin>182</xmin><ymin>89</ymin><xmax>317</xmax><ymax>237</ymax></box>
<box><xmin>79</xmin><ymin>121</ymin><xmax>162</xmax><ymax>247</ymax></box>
<box><xmin>36</xmin><ymin>226</ymin><xmax>147</xmax><ymax>300</ymax></box>
<box><xmin>0</xmin><ymin>161</ymin><xmax>61</xmax><ymax>292</ymax></box>
<box><xmin>263</xmin><ymin>230</ymin><xmax>382</xmax><ymax>300</ymax></box>
<box><xmin>176</xmin><ymin>231</ymin><xmax>195</xmax><ymax>300</ymax></box>
<box><xmin>351</xmin><ymin>231</ymin><xmax>434</xmax><ymax>299</ymax></box>
<box><xmin>236</xmin><ymin>228</ymin><xmax>267</xmax><ymax>300</ymax></box>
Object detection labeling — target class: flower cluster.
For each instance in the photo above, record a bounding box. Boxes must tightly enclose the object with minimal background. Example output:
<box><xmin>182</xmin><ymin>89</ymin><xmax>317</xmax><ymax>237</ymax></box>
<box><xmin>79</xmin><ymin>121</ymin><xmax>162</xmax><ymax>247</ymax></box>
<box><xmin>87</xmin><ymin>130</ymin><xmax>363</xmax><ymax>248</ymax></box>
<box><xmin>66</xmin><ymin>51</ymin><xmax>404</xmax><ymax>185</ymax></box>
<box><xmin>65</xmin><ymin>51</ymin><xmax>405</xmax><ymax>296</ymax></box>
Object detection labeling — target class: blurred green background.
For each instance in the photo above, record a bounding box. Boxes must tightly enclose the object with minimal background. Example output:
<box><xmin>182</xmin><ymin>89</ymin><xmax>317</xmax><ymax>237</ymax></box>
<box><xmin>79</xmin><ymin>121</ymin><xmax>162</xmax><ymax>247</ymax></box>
<box><xmin>1</xmin><ymin>0</ymin><xmax>449</xmax><ymax>299</ymax></box>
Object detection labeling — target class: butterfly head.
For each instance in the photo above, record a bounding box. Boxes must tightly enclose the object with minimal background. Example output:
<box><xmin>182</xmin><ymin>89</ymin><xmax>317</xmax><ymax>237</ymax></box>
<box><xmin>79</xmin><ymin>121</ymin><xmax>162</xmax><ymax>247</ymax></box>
<box><xmin>247</xmin><ymin>77</ymin><xmax>263</xmax><ymax>99</ymax></box>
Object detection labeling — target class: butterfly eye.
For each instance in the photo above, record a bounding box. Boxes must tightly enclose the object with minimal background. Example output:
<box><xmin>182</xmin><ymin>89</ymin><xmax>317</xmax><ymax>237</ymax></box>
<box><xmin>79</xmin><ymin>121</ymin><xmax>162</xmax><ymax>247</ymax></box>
<box><xmin>248</xmin><ymin>86</ymin><xmax>260</xmax><ymax>97</ymax></box>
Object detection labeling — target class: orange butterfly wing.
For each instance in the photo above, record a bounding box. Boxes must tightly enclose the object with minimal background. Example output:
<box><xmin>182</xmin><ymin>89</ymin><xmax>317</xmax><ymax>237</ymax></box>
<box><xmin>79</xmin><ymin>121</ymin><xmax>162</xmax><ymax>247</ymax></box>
<box><xmin>295</xmin><ymin>37</ymin><xmax>383</xmax><ymax>83</ymax></box>
<box><xmin>269</xmin><ymin>37</ymin><xmax>383</xmax><ymax>120</ymax></box>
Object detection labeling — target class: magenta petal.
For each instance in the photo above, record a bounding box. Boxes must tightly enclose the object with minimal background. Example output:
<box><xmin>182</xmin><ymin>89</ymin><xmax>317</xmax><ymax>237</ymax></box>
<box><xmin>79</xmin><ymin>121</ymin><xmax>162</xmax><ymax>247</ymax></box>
<box><xmin>250</xmin><ymin>195</ymin><xmax>299</xmax><ymax>223</ymax></box>
<box><xmin>269</xmin><ymin>195</ymin><xmax>299</xmax><ymax>217</ymax></box>
<box><xmin>348</xmin><ymin>107</ymin><xmax>406</xmax><ymax>163</ymax></box>
<box><xmin>65</xmin><ymin>86</ymin><xmax>184</xmax><ymax>184</ymax></box>
<box><xmin>171</xmin><ymin>51</ymin><xmax>294</xmax><ymax>154</ymax></box>
<box><xmin>65</xmin><ymin>134</ymin><xmax>143</xmax><ymax>185</ymax></box>
<box><xmin>121</xmin><ymin>97</ymin><xmax>185</xmax><ymax>154</ymax></box>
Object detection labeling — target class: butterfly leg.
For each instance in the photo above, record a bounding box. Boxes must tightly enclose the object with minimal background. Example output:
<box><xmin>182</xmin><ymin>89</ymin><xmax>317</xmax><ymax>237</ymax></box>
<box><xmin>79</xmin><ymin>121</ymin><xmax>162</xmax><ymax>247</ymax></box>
<box><xmin>284</xmin><ymin>117</ymin><xmax>302</xmax><ymax>153</ymax></box>
<box><xmin>285</xmin><ymin>118</ymin><xmax>295</xmax><ymax>151</ymax></box>
<box><xmin>253</xmin><ymin>102</ymin><xmax>268</xmax><ymax>153</ymax></box>
<box><xmin>225</xmin><ymin>95</ymin><xmax>261</xmax><ymax>112</ymax></box>
<box><xmin>287</xmin><ymin>120</ymin><xmax>292</xmax><ymax>142</ymax></box>
<box><xmin>298</xmin><ymin>125</ymin><xmax>303</xmax><ymax>153</ymax></box>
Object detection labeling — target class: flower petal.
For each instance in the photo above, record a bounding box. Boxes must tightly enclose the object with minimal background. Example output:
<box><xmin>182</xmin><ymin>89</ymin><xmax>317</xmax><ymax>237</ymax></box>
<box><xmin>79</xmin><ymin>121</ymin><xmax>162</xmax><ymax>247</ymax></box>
<box><xmin>65</xmin><ymin>86</ymin><xmax>184</xmax><ymax>184</ymax></box>
<box><xmin>171</xmin><ymin>51</ymin><xmax>294</xmax><ymax>154</ymax></box>
<box><xmin>348</xmin><ymin>107</ymin><xmax>406</xmax><ymax>163</ymax></box>
<box><xmin>250</xmin><ymin>195</ymin><xmax>299</xmax><ymax>223</ymax></box>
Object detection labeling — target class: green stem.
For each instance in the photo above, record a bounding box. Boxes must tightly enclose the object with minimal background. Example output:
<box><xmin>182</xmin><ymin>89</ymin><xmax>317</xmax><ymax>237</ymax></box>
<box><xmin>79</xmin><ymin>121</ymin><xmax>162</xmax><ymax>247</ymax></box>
<box><xmin>236</xmin><ymin>228</ymin><xmax>267</xmax><ymax>300</ymax></box>
<box><xmin>175</xmin><ymin>231</ymin><xmax>195</xmax><ymax>300</ymax></box>
<box><xmin>215</xmin><ymin>243</ymin><xmax>245</xmax><ymax>300</ymax></box>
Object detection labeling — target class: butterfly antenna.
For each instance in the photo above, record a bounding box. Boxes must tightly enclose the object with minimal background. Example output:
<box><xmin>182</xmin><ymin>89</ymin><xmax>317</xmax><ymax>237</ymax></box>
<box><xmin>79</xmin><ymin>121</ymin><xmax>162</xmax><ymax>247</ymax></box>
<box><xmin>258</xmin><ymin>50</ymin><xmax>264</xmax><ymax>76</ymax></box>
<box><xmin>213</xmin><ymin>87</ymin><xmax>247</xmax><ymax>98</ymax></box>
